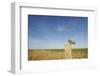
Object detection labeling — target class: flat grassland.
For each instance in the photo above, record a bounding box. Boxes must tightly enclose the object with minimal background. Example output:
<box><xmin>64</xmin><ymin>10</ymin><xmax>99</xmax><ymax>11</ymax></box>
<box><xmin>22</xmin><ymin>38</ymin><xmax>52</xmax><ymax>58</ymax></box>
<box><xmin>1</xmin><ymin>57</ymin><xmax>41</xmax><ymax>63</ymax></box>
<box><xmin>28</xmin><ymin>48</ymin><xmax>88</xmax><ymax>60</ymax></box>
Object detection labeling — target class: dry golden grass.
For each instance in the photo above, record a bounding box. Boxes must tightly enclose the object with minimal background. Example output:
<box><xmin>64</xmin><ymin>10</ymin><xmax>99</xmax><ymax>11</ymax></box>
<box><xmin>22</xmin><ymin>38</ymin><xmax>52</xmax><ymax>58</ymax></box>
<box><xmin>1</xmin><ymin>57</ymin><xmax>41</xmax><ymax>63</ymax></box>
<box><xmin>28</xmin><ymin>48</ymin><xmax>88</xmax><ymax>60</ymax></box>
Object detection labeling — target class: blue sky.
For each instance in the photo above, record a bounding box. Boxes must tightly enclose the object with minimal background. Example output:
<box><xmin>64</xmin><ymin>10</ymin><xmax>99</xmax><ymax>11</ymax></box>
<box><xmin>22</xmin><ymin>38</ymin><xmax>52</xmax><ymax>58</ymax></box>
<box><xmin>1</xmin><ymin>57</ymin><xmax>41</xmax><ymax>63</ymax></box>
<box><xmin>28</xmin><ymin>15</ymin><xmax>88</xmax><ymax>49</ymax></box>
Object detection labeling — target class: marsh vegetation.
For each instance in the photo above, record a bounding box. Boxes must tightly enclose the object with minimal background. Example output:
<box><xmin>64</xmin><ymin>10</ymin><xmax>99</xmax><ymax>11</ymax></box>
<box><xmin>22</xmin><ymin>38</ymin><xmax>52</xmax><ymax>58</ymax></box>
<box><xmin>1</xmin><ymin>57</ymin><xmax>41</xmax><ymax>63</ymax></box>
<box><xmin>28</xmin><ymin>48</ymin><xmax>88</xmax><ymax>60</ymax></box>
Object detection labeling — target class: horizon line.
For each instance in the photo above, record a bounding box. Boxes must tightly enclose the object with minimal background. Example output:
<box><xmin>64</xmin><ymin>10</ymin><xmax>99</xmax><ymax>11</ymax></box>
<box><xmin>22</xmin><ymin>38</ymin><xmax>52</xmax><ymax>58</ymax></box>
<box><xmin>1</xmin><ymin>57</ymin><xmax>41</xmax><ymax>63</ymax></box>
<box><xmin>28</xmin><ymin>48</ymin><xmax>88</xmax><ymax>50</ymax></box>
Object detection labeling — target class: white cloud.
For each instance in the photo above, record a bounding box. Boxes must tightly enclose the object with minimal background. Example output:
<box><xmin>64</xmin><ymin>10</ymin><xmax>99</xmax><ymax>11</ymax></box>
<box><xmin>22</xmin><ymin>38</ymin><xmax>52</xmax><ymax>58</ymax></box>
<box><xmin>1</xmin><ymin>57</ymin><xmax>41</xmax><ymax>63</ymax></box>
<box><xmin>56</xmin><ymin>26</ymin><xmax>65</xmax><ymax>32</ymax></box>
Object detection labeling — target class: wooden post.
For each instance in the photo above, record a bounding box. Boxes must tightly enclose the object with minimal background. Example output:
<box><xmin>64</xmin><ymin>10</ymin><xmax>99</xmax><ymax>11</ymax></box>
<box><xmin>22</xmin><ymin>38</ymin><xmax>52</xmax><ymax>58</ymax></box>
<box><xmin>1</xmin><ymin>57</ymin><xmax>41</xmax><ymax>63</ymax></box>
<box><xmin>64</xmin><ymin>43</ymin><xmax>72</xmax><ymax>59</ymax></box>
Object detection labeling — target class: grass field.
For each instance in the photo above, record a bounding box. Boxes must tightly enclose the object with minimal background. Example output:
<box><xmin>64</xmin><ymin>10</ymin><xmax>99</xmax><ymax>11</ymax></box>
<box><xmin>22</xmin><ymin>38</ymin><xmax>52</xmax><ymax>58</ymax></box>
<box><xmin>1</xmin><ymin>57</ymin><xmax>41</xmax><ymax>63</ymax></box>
<box><xmin>28</xmin><ymin>48</ymin><xmax>88</xmax><ymax>60</ymax></box>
